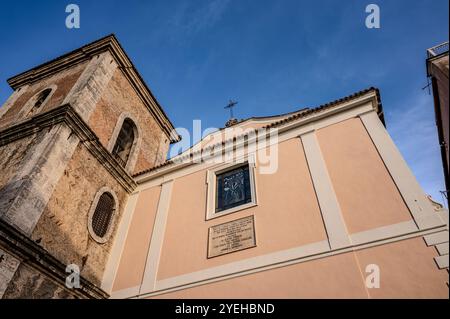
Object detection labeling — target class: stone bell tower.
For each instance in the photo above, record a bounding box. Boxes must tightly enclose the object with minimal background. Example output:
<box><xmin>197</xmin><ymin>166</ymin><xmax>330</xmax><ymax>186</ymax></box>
<box><xmin>0</xmin><ymin>34</ymin><xmax>179</xmax><ymax>298</ymax></box>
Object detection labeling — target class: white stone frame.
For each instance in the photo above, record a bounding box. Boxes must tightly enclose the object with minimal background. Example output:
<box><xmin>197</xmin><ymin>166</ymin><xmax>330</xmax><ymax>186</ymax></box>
<box><xmin>107</xmin><ymin>112</ymin><xmax>141</xmax><ymax>173</ymax></box>
<box><xmin>101</xmin><ymin>192</ymin><xmax>140</xmax><ymax>293</ymax></box>
<box><xmin>359</xmin><ymin>111</ymin><xmax>445</xmax><ymax>229</ymax></box>
<box><xmin>300</xmin><ymin>131</ymin><xmax>351</xmax><ymax>250</ymax></box>
<box><xmin>140</xmin><ymin>180</ymin><xmax>173</xmax><ymax>294</ymax></box>
<box><xmin>205</xmin><ymin>154</ymin><xmax>258</xmax><ymax>220</ymax></box>
<box><xmin>87</xmin><ymin>186</ymin><xmax>119</xmax><ymax>244</ymax></box>
<box><xmin>18</xmin><ymin>85</ymin><xmax>57</xmax><ymax>119</ymax></box>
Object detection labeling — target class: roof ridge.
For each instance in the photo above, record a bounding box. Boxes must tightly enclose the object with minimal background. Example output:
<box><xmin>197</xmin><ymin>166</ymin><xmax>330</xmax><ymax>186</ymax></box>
<box><xmin>132</xmin><ymin>87</ymin><xmax>381</xmax><ymax>178</ymax></box>
<box><xmin>7</xmin><ymin>34</ymin><xmax>117</xmax><ymax>85</ymax></box>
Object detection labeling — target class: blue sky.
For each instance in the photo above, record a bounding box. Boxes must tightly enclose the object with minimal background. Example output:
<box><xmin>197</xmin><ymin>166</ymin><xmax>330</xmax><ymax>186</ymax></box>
<box><xmin>0</xmin><ymin>0</ymin><xmax>448</xmax><ymax>204</ymax></box>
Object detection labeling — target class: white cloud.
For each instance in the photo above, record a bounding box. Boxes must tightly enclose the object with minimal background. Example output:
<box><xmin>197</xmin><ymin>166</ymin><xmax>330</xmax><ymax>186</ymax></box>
<box><xmin>168</xmin><ymin>0</ymin><xmax>231</xmax><ymax>37</ymax></box>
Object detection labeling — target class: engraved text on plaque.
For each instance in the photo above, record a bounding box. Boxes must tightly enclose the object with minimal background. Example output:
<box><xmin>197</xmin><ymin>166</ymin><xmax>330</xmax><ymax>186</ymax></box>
<box><xmin>208</xmin><ymin>215</ymin><xmax>256</xmax><ymax>258</ymax></box>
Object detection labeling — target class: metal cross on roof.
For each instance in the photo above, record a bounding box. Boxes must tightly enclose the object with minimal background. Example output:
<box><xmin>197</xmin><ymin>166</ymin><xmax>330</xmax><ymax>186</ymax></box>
<box><xmin>224</xmin><ymin>100</ymin><xmax>238</xmax><ymax>120</ymax></box>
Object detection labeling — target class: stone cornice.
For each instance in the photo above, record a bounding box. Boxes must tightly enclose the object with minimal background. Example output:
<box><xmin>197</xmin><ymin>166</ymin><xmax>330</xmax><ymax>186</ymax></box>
<box><xmin>0</xmin><ymin>218</ymin><xmax>109</xmax><ymax>299</ymax></box>
<box><xmin>0</xmin><ymin>104</ymin><xmax>137</xmax><ymax>193</ymax></box>
<box><xmin>7</xmin><ymin>34</ymin><xmax>180</xmax><ymax>143</ymax></box>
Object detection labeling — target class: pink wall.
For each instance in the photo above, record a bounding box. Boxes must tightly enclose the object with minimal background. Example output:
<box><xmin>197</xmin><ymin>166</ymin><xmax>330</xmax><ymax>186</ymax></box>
<box><xmin>112</xmin><ymin>186</ymin><xmax>161</xmax><ymax>291</ymax></box>
<box><xmin>317</xmin><ymin>118</ymin><xmax>412</xmax><ymax>234</ymax></box>
<box><xmin>112</xmin><ymin>116</ymin><xmax>446</xmax><ymax>298</ymax></box>
<box><xmin>151</xmin><ymin>237</ymin><xmax>448</xmax><ymax>299</ymax></box>
<box><xmin>157</xmin><ymin>138</ymin><xmax>327</xmax><ymax>280</ymax></box>
<box><xmin>155</xmin><ymin>249</ymin><xmax>368</xmax><ymax>299</ymax></box>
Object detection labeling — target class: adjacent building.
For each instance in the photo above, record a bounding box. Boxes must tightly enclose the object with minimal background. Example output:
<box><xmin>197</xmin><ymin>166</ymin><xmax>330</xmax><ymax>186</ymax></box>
<box><xmin>0</xmin><ymin>35</ymin><xmax>448</xmax><ymax>299</ymax></box>
<box><xmin>426</xmin><ymin>41</ymin><xmax>449</xmax><ymax>207</ymax></box>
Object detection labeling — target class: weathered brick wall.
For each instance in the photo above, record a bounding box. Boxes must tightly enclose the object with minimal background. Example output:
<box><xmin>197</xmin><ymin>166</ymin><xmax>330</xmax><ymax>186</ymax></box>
<box><xmin>0</xmin><ymin>124</ymin><xmax>80</xmax><ymax>235</ymax></box>
<box><xmin>31</xmin><ymin>143</ymin><xmax>128</xmax><ymax>286</ymax></box>
<box><xmin>0</xmin><ymin>61</ymin><xmax>88</xmax><ymax>129</ymax></box>
<box><xmin>0</xmin><ymin>43</ymin><xmax>174</xmax><ymax>297</ymax></box>
<box><xmin>2</xmin><ymin>261</ymin><xmax>76</xmax><ymax>299</ymax></box>
<box><xmin>88</xmin><ymin>69</ymin><xmax>170</xmax><ymax>175</ymax></box>
<box><xmin>0</xmin><ymin>245</ymin><xmax>20</xmax><ymax>298</ymax></box>
<box><xmin>0</xmin><ymin>134</ymin><xmax>38</xmax><ymax>190</ymax></box>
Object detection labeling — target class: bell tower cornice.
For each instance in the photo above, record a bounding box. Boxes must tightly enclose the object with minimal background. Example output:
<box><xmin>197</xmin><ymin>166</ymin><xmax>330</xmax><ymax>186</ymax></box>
<box><xmin>7</xmin><ymin>34</ymin><xmax>180</xmax><ymax>143</ymax></box>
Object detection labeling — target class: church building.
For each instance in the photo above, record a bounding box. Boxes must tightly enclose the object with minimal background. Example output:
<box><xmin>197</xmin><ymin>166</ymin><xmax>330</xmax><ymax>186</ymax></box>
<box><xmin>0</xmin><ymin>35</ymin><xmax>448</xmax><ymax>299</ymax></box>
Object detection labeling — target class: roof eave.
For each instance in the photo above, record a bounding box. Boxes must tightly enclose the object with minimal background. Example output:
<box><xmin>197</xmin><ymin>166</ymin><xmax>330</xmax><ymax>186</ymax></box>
<box><xmin>133</xmin><ymin>87</ymin><xmax>383</xmax><ymax>181</ymax></box>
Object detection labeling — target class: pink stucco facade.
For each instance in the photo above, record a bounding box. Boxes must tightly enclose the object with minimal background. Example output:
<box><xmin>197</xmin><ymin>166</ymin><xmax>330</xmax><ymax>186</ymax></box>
<box><xmin>104</xmin><ymin>89</ymin><xmax>449</xmax><ymax>299</ymax></box>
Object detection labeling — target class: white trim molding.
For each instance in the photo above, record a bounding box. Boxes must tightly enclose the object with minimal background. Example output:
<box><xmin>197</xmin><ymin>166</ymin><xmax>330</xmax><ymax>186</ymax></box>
<box><xmin>424</xmin><ymin>231</ymin><xmax>449</xmax><ymax>246</ymax></box>
<box><xmin>110</xmin><ymin>222</ymin><xmax>447</xmax><ymax>299</ymax></box>
<box><xmin>422</xmin><ymin>229</ymin><xmax>449</xmax><ymax>272</ymax></box>
<box><xmin>205</xmin><ymin>154</ymin><xmax>258</xmax><ymax>220</ymax></box>
<box><xmin>101</xmin><ymin>191</ymin><xmax>140</xmax><ymax>294</ymax></box>
<box><xmin>155</xmin><ymin>240</ymin><xmax>330</xmax><ymax>292</ymax></box>
<box><xmin>434</xmin><ymin>255</ymin><xmax>449</xmax><ymax>269</ymax></box>
<box><xmin>435</xmin><ymin>243</ymin><xmax>449</xmax><ymax>255</ymax></box>
<box><xmin>139</xmin><ymin>180</ymin><xmax>174</xmax><ymax>294</ymax></box>
<box><xmin>360</xmin><ymin>111</ymin><xmax>447</xmax><ymax>230</ymax></box>
<box><xmin>87</xmin><ymin>186</ymin><xmax>120</xmax><ymax>244</ymax></box>
<box><xmin>350</xmin><ymin>220</ymin><xmax>418</xmax><ymax>245</ymax></box>
<box><xmin>111</xmin><ymin>285</ymin><xmax>141</xmax><ymax>300</ymax></box>
<box><xmin>300</xmin><ymin>131</ymin><xmax>351</xmax><ymax>250</ymax></box>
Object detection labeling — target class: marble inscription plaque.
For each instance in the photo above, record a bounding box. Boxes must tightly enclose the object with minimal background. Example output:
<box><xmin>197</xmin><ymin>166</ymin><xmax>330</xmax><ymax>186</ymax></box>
<box><xmin>208</xmin><ymin>215</ymin><xmax>256</xmax><ymax>258</ymax></box>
